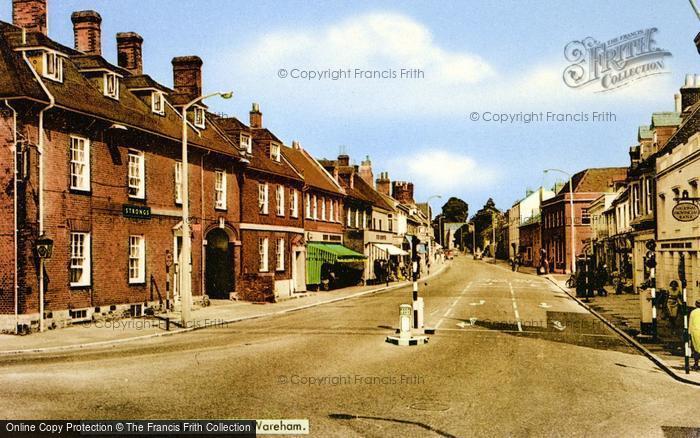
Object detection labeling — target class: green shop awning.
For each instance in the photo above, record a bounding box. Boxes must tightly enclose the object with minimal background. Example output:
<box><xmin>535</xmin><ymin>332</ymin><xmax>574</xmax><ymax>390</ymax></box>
<box><xmin>306</xmin><ymin>243</ymin><xmax>366</xmax><ymax>285</ymax></box>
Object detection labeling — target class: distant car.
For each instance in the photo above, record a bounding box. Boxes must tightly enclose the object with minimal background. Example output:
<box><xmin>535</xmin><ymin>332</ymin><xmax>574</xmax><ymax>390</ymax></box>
<box><xmin>445</xmin><ymin>250</ymin><xmax>454</xmax><ymax>260</ymax></box>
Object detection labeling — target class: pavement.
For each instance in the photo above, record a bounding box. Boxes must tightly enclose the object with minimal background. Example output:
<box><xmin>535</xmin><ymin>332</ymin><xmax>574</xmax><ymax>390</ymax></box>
<box><xmin>492</xmin><ymin>258</ymin><xmax>700</xmax><ymax>385</ymax></box>
<box><xmin>1</xmin><ymin>256</ymin><xmax>699</xmax><ymax>437</ymax></box>
<box><xmin>0</xmin><ymin>261</ymin><xmax>450</xmax><ymax>355</ymax></box>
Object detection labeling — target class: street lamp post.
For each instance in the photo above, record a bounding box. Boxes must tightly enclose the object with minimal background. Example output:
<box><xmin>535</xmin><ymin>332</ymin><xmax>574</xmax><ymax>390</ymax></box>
<box><xmin>425</xmin><ymin>195</ymin><xmax>442</xmax><ymax>253</ymax></box>
<box><xmin>544</xmin><ymin>168</ymin><xmax>576</xmax><ymax>274</ymax></box>
<box><xmin>180</xmin><ymin>91</ymin><xmax>233</xmax><ymax>326</ymax></box>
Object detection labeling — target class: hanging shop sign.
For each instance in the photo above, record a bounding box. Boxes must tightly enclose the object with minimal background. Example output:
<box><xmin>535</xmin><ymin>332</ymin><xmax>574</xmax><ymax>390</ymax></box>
<box><xmin>672</xmin><ymin>202</ymin><xmax>700</xmax><ymax>222</ymax></box>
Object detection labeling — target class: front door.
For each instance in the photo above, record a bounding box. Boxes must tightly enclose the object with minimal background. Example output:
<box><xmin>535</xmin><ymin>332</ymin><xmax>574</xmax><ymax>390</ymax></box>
<box><xmin>205</xmin><ymin>228</ymin><xmax>234</xmax><ymax>299</ymax></box>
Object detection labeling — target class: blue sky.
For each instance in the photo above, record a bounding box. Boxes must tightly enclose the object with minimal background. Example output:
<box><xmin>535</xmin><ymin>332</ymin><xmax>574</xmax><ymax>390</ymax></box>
<box><xmin>2</xmin><ymin>1</ymin><xmax>699</xmax><ymax>215</ymax></box>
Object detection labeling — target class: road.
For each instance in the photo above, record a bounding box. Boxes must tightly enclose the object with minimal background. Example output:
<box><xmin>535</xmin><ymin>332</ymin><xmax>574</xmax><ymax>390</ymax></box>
<box><xmin>1</xmin><ymin>257</ymin><xmax>699</xmax><ymax>437</ymax></box>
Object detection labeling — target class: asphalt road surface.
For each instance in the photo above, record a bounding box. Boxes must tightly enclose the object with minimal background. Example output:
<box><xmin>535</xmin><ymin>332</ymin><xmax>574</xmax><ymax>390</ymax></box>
<box><xmin>1</xmin><ymin>257</ymin><xmax>699</xmax><ymax>437</ymax></box>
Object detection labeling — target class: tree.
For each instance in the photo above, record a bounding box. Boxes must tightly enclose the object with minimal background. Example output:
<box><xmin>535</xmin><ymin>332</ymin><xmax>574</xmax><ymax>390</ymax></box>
<box><xmin>441</xmin><ymin>197</ymin><xmax>469</xmax><ymax>223</ymax></box>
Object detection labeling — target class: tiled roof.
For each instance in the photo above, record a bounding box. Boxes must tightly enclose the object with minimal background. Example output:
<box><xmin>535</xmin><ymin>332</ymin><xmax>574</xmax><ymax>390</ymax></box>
<box><xmin>72</xmin><ymin>54</ymin><xmax>131</xmax><ymax>75</ymax></box>
<box><xmin>651</xmin><ymin>112</ymin><xmax>681</xmax><ymax>128</ymax></box>
<box><xmin>351</xmin><ymin>174</ymin><xmax>394</xmax><ymax>211</ymax></box>
<box><xmin>559</xmin><ymin>167</ymin><xmax>628</xmax><ymax>194</ymax></box>
<box><xmin>0</xmin><ymin>22</ymin><xmax>239</xmax><ymax>158</ymax></box>
<box><xmin>0</xmin><ymin>24</ymin><xmax>46</xmax><ymax>101</ymax></box>
<box><xmin>122</xmin><ymin>74</ymin><xmax>171</xmax><ymax>93</ymax></box>
<box><xmin>282</xmin><ymin>146</ymin><xmax>343</xmax><ymax>195</ymax></box>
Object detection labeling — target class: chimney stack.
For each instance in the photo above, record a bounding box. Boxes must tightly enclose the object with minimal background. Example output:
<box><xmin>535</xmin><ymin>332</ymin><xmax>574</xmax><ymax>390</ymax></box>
<box><xmin>71</xmin><ymin>10</ymin><xmax>102</xmax><ymax>56</ymax></box>
<box><xmin>13</xmin><ymin>0</ymin><xmax>47</xmax><ymax>35</ymax></box>
<box><xmin>250</xmin><ymin>103</ymin><xmax>262</xmax><ymax>128</ymax></box>
<box><xmin>292</xmin><ymin>140</ymin><xmax>301</xmax><ymax>150</ymax></box>
<box><xmin>376</xmin><ymin>172</ymin><xmax>391</xmax><ymax>196</ymax></box>
<box><xmin>680</xmin><ymin>74</ymin><xmax>700</xmax><ymax>113</ymax></box>
<box><xmin>172</xmin><ymin>56</ymin><xmax>203</xmax><ymax>103</ymax></box>
<box><xmin>675</xmin><ymin>93</ymin><xmax>682</xmax><ymax>113</ymax></box>
<box><xmin>117</xmin><ymin>32</ymin><xmax>143</xmax><ymax>75</ymax></box>
<box><xmin>337</xmin><ymin>154</ymin><xmax>350</xmax><ymax>167</ymax></box>
<box><xmin>392</xmin><ymin>181</ymin><xmax>414</xmax><ymax>204</ymax></box>
<box><xmin>358</xmin><ymin>155</ymin><xmax>374</xmax><ymax>188</ymax></box>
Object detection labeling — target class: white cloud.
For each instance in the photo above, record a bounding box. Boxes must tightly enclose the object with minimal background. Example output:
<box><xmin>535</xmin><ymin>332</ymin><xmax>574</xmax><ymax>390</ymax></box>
<box><xmin>391</xmin><ymin>149</ymin><xmax>499</xmax><ymax>192</ymax></box>
<box><xmin>213</xmin><ymin>11</ymin><xmax>676</xmax><ymax>119</ymax></box>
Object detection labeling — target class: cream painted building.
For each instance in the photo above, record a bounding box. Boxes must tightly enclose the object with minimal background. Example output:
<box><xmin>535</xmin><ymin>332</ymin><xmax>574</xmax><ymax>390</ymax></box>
<box><xmin>656</xmin><ymin>131</ymin><xmax>700</xmax><ymax>305</ymax></box>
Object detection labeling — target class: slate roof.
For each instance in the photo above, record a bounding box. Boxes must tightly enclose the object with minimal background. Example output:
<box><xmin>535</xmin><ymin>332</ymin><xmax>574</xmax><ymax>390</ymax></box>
<box><xmin>638</xmin><ymin>125</ymin><xmax>652</xmax><ymax>141</ymax></box>
<box><xmin>651</xmin><ymin>112</ymin><xmax>682</xmax><ymax>128</ymax></box>
<box><xmin>122</xmin><ymin>74</ymin><xmax>172</xmax><ymax>93</ymax></box>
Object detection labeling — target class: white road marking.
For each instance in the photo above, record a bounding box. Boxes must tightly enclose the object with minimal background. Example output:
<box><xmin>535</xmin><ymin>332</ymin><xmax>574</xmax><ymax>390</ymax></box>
<box><xmin>508</xmin><ymin>282</ymin><xmax>523</xmax><ymax>332</ymax></box>
<box><xmin>436</xmin><ymin>282</ymin><xmax>472</xmax><ymax>329</ymax></box>
<box><xmin>469</xmin><ymin>300</ymin><xmax>486</xmax><ymax>306</ymax></box>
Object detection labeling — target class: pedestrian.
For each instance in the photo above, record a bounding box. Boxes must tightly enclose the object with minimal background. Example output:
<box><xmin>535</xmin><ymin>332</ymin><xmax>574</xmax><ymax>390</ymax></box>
<box><xmin>666</xmin><ymin>280</ymin><xmax>682</xmax><ymax>328</ymax></box>
<box><xmin>690</xmin><ymin>300</ymin><xmax>700</xmax><ymax>371</ymax></box>
<box><xmin>596</xmin><ymin>264</ymin><xmax>608</xmax><ymax>296</ymax></box>
<box><xmin>511</xmin><ymin>256</ymin><xmax>517</xmax><ymax>272</ymax></box>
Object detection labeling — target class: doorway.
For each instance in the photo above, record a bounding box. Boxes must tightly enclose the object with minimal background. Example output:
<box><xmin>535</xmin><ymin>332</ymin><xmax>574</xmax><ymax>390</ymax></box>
<box><xmin>205</xmin><ymin>228</ymin><xmax>234</xmax><ymax>299</ymax></box>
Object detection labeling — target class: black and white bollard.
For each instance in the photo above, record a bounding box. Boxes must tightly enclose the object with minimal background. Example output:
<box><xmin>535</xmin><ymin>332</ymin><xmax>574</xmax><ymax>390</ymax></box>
<box><xmin>680</xmin><ymin>253</ymin><xmax>690</xmax><ymax>374</ymax></box>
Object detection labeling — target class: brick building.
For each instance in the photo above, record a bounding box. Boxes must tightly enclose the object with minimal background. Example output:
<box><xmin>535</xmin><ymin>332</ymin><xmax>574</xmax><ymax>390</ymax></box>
<box><xmin>216</xmin><ymin>104</ymin><xmax>306</xmax><ymax>302</ymax></box>
<box><xmin>540</xmin><ymin>167</ymin><xmax>627</xmax><ymax>274</ymax></box>
<box><xmin>0</xmin><ymin>1</ymin><xmax>247</xmax><ymax>331</ymax></box>
<box><xmin>282</xmin><ymin>142</ymin><xmax>365</xmax><ymax>289</ymax></box>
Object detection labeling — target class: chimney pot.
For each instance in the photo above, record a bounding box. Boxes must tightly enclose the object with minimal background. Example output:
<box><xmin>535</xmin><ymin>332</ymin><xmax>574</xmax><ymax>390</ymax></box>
<box><xmin>12</xmin><ymin>0</ymin><xmax>47</xmax><ymax>35</ymax></box>
<box><xmin>685</xmin><ymin>74</ymin><xmax>694</xmax><ymax>88</ymax></box>
<box><xmin>117</xmin><ymin>32</ymin><xmax>143</xmax><ymax>75</ymax></box>
<box><xmin>250</xmin><ymin>103</ymin><xmax>263</xmax><ymax>128</ymax></box>
<box><xmin>337</xmin><ymin>154</ymin><xmax>350</xmax><ymax>167</ymax></box>
<box><xmin>172</xmin><ymin>56</ymin><xmax>203</xmax><ymax>103</ymax></box>
<box><xmin>71</xmin><ymin>10</ymin><xmax>102</xmax><ymax>56</ymax></box>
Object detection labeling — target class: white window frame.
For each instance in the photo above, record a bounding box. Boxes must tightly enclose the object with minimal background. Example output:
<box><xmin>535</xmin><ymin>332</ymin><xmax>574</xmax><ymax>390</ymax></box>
<box><xmin>258</xmin><ymin>183</ymin><xmax>269</xmax><ymax>214</ymax></box>
<box><xmin>215</xmin><ymin>170</ymin><xmax>227</xmax><ymax>210</ymax></box>
<box><xmin>321</xmin><ymin>197</ymin><xmax>327</xmax><ymax>221</ymax></box>
<box><xmin>69</xmin><ymin>135</ymin><xmax>90</xmax><ymax>191</ymax></box>
<box><xmin>151</xmin><ymin>91</ymin><xmax>164</xmax><ymax>115</ymax></box>
<box><xmin>128</xmin><ymin>235</ymin><xmax>146</xmax><ymax>284</ymax></box>
<box><xmin>259</xmin><ymin>237</ymin><xmax>269</xmax><ymax>272</ymax></box>
<box><xmin>329</xmin><ymin>199</ymin><xmax>334</xmax><ymax>222</ymax></box>
<box><xmin>276</xmin><ymin>238</ymin><xmax>285</xmax><ymax>271</ymax></box>
<box><xmin>174</xmin><ymin>161</ymin><xmax>182</xmax><ymax>204</ymax></box>
<box><xmin>193</xmin><ymin>106</ymin><xmax>206</xmax><ymax>129</ymax></box>
<box><xmin>103</xmin><ymin>72</ymin><xmax>120</xmax><ymax>100</ymax></box>
<box><xmin>270</xmin><ymin>143</ymin><xmax>281</xmax><ymax>162</ymax></box>
<box><xmin>42</xmin><ymin>51</ymin><xmax>63</xmax><ymax>82</ymax></box>
<box><xmin>313</xmin><ymin>194</ymin><xmax>318</xmax><ymax>220</ymax></box>
<box><xmin>347</xmin><ymin>208</ymin><xmax>351</xmax><ymax>227</ymax></box>
<box><xmin>69</xmin><ymin>232</ymin><xmax>91</xmax><ymax>287</ymax></box>
<box><xmin>305</xmin><ymin>193</ymin><xmax>312</xmax><ymax>219</ymax></box>
<box><xmin>128</xmin><ymin>150</ymin><xmax>145</xmax><ymax>199</ymax></box>
<box><xmin>290</xmin><ymin>189</ymin><xmax>299</xmax><ymax>218</ymax></box>
<box><xmin>241</xmin><ymin>134</ymin><xmax>252</xmax><ymax>154</ymax></box>
<box><xmin>276</xmin><ymin>185</ymin><xmax>285</xmax><ymax>216</ymax></box>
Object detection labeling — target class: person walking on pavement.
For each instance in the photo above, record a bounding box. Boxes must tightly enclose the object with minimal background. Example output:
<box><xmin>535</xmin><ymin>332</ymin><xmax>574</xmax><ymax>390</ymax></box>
<box><xmin>666</xmin><ymin>280</ymin><xmax>682</xmax><ymax>328</ymax></box>
<box><xmin>690</xmin><ymin>300</ymin><xmax>700</xmax><ymax>371</ymax></box>
<box><xmin>596</xmin><ymin>264</ymin><xmax>608</xmax><ymax>296</ymax></box>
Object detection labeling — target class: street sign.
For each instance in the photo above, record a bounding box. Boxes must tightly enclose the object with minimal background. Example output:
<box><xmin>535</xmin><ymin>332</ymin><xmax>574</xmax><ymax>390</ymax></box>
<box><xmin>672</xmin><ymin>202</ymin><xmax>700</xmax><ymax>222</ymax></box>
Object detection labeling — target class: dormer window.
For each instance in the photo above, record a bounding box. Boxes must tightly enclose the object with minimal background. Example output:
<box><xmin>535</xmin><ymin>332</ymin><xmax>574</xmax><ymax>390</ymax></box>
<box><xmin>151</xmin><ymin>91</ymin><xmax>164</xmax><ymax>115</ymax></box>
<box><xmin>240</xmin><ymin>134</ymin><xmax>252</xmax><ymax>154</ymax></box>
<box><xmin>42</xmin><ymin>51</ymin><xmax>63</xmax><ymax>82</ymax></box>
<box><xmin>104</xmin><ymin>73</ymin><xmax>120</xmax><ymax>99</ymax></box>
<box><xmin>193</xmin><ymin>106</ymin><xmax>205</xmax><ymax>129</ymax></box>
<box><xmin>270</xmin><ymin>143</ymin><xmax>281</xmax><ymax>162</ymax></box>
